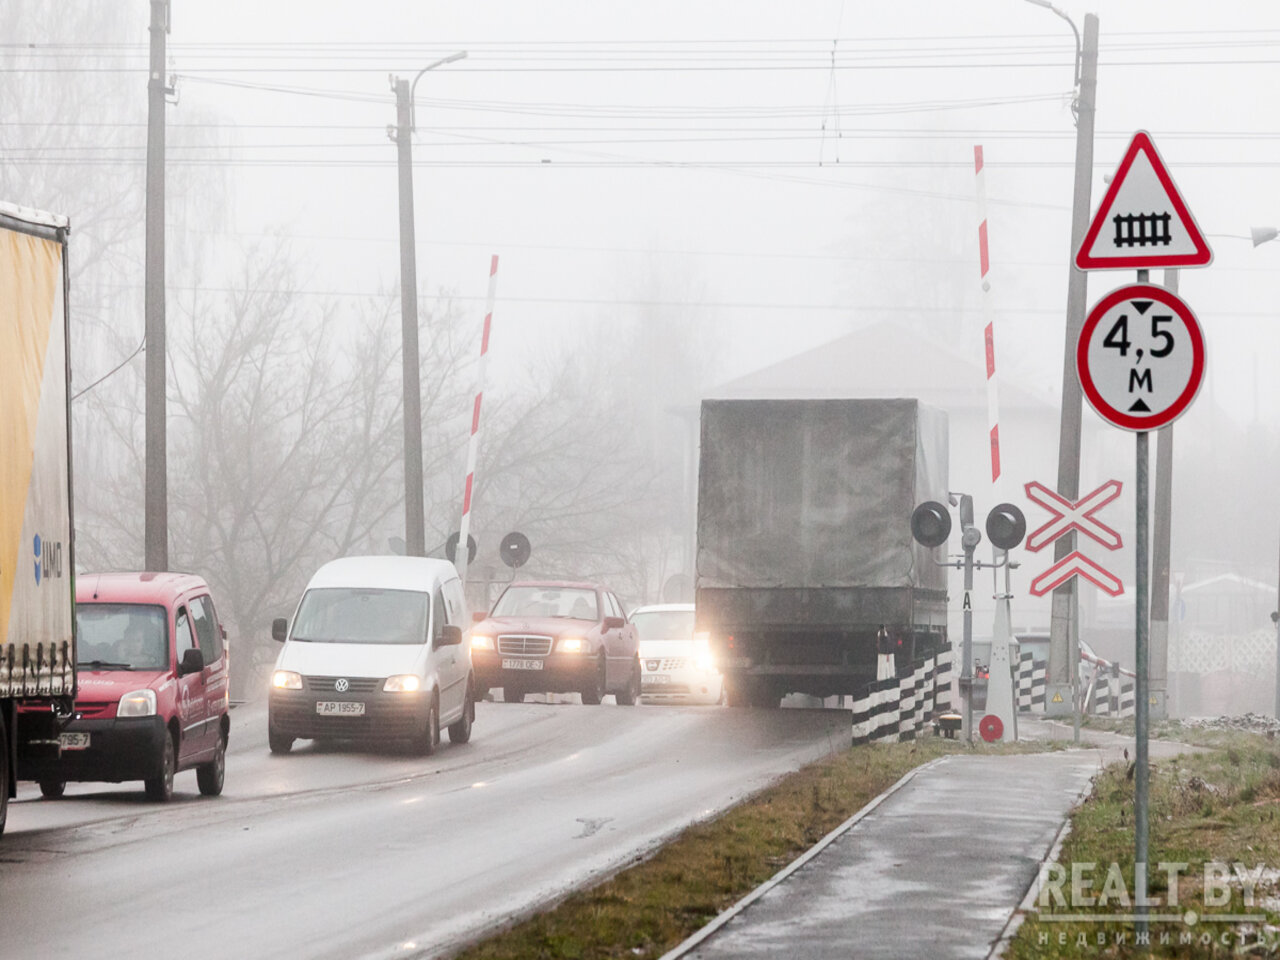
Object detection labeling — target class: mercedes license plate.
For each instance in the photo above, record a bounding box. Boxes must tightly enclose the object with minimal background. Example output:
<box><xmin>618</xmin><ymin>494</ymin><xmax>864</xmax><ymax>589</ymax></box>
<box><xmin>502</xmin><ymin>658</ymin><xmax>544</xmax><ymax>671</ymax></box>
<box><xmin>647</xmin><ymin>674</ymin><xmax>671</xmax><ymax>684</ymax></box>
<box><xmin>59</xmin><ymin>732</ymin><xmax>90</xmax><ymax>750</ymax></box>
<box><xmin>316</xmin><ymin>701</ymin><xmax>365</xmax><ymax>716</ymax></box>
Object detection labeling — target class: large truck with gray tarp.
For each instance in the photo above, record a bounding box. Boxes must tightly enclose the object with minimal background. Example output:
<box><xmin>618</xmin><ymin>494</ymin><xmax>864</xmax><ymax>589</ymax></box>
<box><xmin>695</xmin><ymin>398</ymin><xmax>948</xmax><ymax>707</ymax></box>
<box><xmin>1</xmin><ymin>203</ymin><xmax>76</xmax><ymax>835</ymax></box>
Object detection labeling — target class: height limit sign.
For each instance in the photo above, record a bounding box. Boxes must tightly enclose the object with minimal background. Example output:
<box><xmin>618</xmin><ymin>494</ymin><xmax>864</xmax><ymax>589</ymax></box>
<box><xmin>1077</xmin><ymin>284</ymin><xmax>1205</xmax><ymax>431</ymax></box>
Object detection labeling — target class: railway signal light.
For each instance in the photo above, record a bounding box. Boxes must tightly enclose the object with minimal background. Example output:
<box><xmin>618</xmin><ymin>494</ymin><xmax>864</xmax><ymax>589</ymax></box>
<box><xmin>910</xmin><ymin>501</ymin><xmax>952</xmax><ymax>549</ymax></box>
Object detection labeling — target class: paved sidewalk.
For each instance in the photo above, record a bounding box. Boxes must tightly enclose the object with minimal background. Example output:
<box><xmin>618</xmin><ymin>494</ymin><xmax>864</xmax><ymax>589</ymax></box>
<box><xmin>669</xmin><ymin>722</ymin><xmax>1201</xmax><ymax>960</ymax></box>
<box><xmin>672</xmin><ymin>748</ymin><xmax>1104</xmax><ymax>960</ymax></box>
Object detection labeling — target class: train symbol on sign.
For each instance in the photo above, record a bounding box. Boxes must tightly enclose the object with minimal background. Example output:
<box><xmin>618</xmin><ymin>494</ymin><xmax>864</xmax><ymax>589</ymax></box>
<box><xmin>1113</xmin><ymin>212</ymin><xmax>1172</xmax><ymax>249</ymax></box>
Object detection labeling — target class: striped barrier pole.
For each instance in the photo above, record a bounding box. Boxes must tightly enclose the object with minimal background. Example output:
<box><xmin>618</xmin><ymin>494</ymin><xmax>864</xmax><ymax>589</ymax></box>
<box><xmin>975</xmin><ymin>145</ymin><xmax>1002</xmax><ymax>489</ymax></box>
<box><xmin>456</xmin><ymin>254</ymin><xmax>499</xmax><ymax>589</ymax></box>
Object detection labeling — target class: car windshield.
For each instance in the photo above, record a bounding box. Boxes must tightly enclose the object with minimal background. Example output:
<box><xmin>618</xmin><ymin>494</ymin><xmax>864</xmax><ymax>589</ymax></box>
<box><xmin>291</xmin><ymin>588</ymin><xmax>428</xmax><ymax>645</ymax></box>
<box><xmin>76</xmin><ymin>603</ymin><xmax>169</xmax><ymax>670</ymax></box>
<box><xmin>492</xmin><ymin>586</ymin><xmax>598</xmax><ymax>621</ymax></box>
<box><xmin>631</xmin><ymin>610</ymin><xmax>695</xmax><ymax>643</ymax></box>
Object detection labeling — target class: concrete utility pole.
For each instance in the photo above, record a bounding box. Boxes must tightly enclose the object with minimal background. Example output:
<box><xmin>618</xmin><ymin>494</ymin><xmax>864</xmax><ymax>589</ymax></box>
<box><xmin>1045</xmin><ymin>12</ymin><xmax>1100</xmax><ymax>716</ymax></box>
<box><xmin>1149</xmin><ymin>268</ymin><xmax>1179</xmax><ymax>720</ymax></box>
<box><xmin>391</xmin><ymin>78</ymin><xmax>426</xmax><ymax>557</ymax></box>
<box><xmin>143</xmin><ymin>0</ymin><xmax>169</xmax><ymax>572</ymax></box>
<box><xmin>389</xmin><ymin>52</ymin><xmax>465</xmax><ymax>558</ymax></box>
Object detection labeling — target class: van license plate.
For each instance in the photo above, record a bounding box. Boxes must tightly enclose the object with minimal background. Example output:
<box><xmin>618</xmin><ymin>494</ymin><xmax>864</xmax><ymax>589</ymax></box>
<box><xmin>502</xmin><ymin>658</ymin><xmax>544</xmax><ymax>671</ymax></box>
<box><xmin>59</xmin><ymin>732</ymin><xmax>90</xmax><ymax>750</ymax></box>
<box><xmin>316</xmin><ymin>701</ymin><xmax>365</xmax><ymax>716</ymax></box>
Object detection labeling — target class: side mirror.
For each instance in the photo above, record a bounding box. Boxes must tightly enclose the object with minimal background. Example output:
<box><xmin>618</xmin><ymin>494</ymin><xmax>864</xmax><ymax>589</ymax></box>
<box><xmin>603</xmin><ymin>616</ymin><xmax>625</xmax><ymax>630</ymax></box>
<box><xmin>472</xmin><ymin>611</ymin><xmax>488</xmax><ymax>624</ymax></box>
<box><xmin>440</xmin><ymin>624</ymin><xmax>463</xmax><ymax>647</ymax></box>
<box><xmin>272</xmin><ymin>618</ymin><xmax>288</xmax><ymax>642</ymax></box>
<box><xmin>178</xmin><ymin>647</ymin><xmax>205</xmax><ymax>677</ymax></box>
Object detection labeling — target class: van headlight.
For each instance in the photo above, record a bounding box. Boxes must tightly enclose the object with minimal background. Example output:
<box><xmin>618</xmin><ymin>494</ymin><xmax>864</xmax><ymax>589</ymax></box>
<box><xmin>695</xmin><ymin>649</ymin><xmax>716</xmax><ymax>672</ymax></box>
<box><xmin>272</xmin><ymin>670</ymin><xmax>303</xmax><ymax>690</ymax></box>
<box><xmin>384</xmin><ymin>675</ymin><xmax>422</xmax><ymax>693</ymax></box>
<box><xmin>557</xmin><ymin>637</ymin><xmax>586</xmax><ymax>653</ymax></box>
<box><xmin>118</xmin><ymin>689</ymin><xmax>157</xmax><ymax>717</ymax></box>
<box><xmin>471</xmin><ymin>634</ymin><xmax>494</xmax><ymax>652</ymax></box>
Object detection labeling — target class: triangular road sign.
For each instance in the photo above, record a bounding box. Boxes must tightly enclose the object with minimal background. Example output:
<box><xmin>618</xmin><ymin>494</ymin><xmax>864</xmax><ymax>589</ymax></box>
<box><xmin>1076</xmin><ymin>131</ymin><xmax>1213</xmax><ymax>271</ymax></box>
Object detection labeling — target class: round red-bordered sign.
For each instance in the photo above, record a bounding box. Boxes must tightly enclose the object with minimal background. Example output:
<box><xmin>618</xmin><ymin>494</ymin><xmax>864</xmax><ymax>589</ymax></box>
<box><xmin>1077</xmin><ymin>284</ymin><xmax>1206</xmax><ymax>431</ymax></box>
<box><xmin>979</xmin><ymin>714</ymin><xmax>1004</xmax><ymax>742</ymax></box>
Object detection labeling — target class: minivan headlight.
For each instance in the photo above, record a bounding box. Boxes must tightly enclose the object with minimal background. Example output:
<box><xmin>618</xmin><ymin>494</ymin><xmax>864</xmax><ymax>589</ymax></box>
<box><xmin>118</xmin><ymin>689</ymin><xmax>157</xmax><ymax>718</ymax></box>
<box><xmin>272</xmin><ymin>670</ymin><xmax>303</xmax><ymax>690</ymax></box>
<box><xmin>558</xmin><ymin>637</ymin><xmax>586</xmax><ymax>654</ymax></box>
<box><xmin>384</xmin><ymin>675</ymin><xmax>422</xmax><ymax>693</ymax></box>
<box><xmin>471</xmin><ymin>634</ymin><xmax>494</xmax><ymax>652</ymax></box>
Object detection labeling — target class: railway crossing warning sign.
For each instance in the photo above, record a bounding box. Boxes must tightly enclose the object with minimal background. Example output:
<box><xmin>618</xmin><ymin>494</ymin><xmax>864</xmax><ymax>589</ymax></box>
<box><xmin>1024</xmin><ymin>479</ymin><xmax>1125</xmax><ymax>598</ymax></box>
<box><xmin>1075</xmin><ymin>131</ymin><xmax>1213</xmax><ymax>271</ymax></box>
<box><xmin>1077</xmin><ymin>283</ymin><xmax>1206</xmax><ymax>431</ymax></box>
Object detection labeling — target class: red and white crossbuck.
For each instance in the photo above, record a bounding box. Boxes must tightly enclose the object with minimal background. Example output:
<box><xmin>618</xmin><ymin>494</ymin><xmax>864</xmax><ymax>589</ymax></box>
<box><xmin>1023</xmin><ymin>480</ymin><xmax>1125</xmax><ymax>598</ymax></box>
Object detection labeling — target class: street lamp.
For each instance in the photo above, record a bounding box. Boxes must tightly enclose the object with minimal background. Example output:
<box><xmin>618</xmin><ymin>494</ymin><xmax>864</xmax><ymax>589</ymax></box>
<box><xmin>1023</xmin><ymin>0</ymin><xmax>1082</xmax><ymax>89</ymax></box>
<box><xmin>389</xmin><ymin>51</ymin><xmax>466</xmax><ymax>556</ymax></box>
<box><xmin>409</xmin><ymin>51</ymin><xmax>467</xmax><ymax>131</ymax></box>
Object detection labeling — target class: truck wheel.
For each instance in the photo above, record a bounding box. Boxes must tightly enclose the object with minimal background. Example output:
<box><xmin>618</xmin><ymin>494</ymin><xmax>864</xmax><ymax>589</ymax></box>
<box><xmin>581</xmin><ymin>655</ymin><xmax>606</xmax><ymax>705</ymax></box>
<box><xmin>725</xmin><ymin>676</ymin><xmax>749</xmax><ymax>707</ymax></box>
<box><xmin>448</xmin><ymin>683</ymin><xmax>475</xmax><ymax>744</ymax></box>
<box><xmin>750</xmin><ymin>683</ymin><xmax>782</xmax><ymax>709</ymax></box>
<box><xmin>0</xmin><ymin>710</ymin><xmax>9</xmax><ymax>834</ymax></box>
<box><xmin>615</xmin><ymin>658</ymin><xmax>641</xmax><ymax>706</ymax></box>
<box><xmin>39</xmin><ymin>779</ymin><xmax>66</xmax><ymax>799</ymax></box>
<box><xmin>144</xmin><ymin>732</ymin><xmax>176</xmax><ymax>802</ymax></box>
<box><xmin>197</xmin><ymin>730</ymin><xmax>226</xmax><ymax>796</ymax></box>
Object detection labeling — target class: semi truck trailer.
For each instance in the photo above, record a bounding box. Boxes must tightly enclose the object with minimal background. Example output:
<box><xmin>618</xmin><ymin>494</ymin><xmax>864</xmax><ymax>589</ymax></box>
<box><xmin>1</xmin><ymin>203</ymin><xmax>76</xmax><ymax>834</ymax></box>
<box><xmin>696</xmin><ymin>398</ymin><xmax>948</xmax><ymax>707</ymax></box>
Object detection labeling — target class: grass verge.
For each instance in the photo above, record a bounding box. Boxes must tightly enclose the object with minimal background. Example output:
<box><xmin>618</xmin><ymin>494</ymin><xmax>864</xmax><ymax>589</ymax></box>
<box><xmin>452</xmin><ymin>734</ymin><xmax>1060</xmax><ymax>960</ymax></box>
<box><xmin>1008</xmin><ymin>732</ymin><xmax>1280</xmax><ymax>959</ymax></box>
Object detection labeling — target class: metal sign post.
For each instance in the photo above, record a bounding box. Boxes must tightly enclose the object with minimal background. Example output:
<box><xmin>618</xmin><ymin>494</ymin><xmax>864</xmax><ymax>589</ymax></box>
<box><xmin>1134</xmin><ymin>422</ymin><xmax>1151</xmax><ymax>934</ymax></box>
<box><xmin>1074</xmin><ymin>130</ymin><xmax>1212</xmax><ymax>940</ymax></box>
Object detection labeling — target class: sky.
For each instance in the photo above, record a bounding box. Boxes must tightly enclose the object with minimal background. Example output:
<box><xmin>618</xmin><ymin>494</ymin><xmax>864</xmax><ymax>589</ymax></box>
<box><xmin>130</xmin><ymin>0</ymin><xmax>1279</xmax><ymax>427</ymax></box>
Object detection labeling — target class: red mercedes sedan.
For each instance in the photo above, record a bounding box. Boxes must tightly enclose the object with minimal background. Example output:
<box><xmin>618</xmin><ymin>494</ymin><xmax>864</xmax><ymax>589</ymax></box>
<box><xmin>470</xmin><ymin>581</ymin><xmax>640</xmax><ymax>705</ymax></box>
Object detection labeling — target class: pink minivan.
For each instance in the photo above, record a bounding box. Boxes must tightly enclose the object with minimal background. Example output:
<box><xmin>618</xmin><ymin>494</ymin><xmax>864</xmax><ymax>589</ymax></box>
<box><xmin>21</xmin><ymin>572</ymin><xmax>230</xmax><ymax>801</ymax></box>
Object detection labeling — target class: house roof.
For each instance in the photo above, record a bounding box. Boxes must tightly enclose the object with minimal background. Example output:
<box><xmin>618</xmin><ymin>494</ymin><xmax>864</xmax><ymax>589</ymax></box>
<box><xmin>708</xmin><ymin>320</ymin><xmax>1055</xmax><ymax>413</ymax></box>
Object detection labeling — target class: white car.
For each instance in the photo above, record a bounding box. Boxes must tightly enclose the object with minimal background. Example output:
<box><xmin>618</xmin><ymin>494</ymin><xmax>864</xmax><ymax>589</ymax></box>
<box><xmin>631</xmin><ymin>603</ymin><xmax>724</xmax><ymax>705</ymax></box>
<box><xmin>268</xmin><ymin>556</ymin><xmax>476</xmax><ymax>755</ymax></box>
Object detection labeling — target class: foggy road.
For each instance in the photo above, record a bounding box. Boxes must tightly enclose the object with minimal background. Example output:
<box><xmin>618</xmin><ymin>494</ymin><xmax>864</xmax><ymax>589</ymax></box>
<box><xmin>2</xmin><ymin>701</ymin><xmax>849</xmax><ymax>960</ymax></box>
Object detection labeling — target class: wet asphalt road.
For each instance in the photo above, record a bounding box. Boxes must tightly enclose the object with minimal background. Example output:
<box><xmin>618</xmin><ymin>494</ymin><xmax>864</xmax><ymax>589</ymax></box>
<box><xmin>1</xmin><ymin>698</ymin><xmax>850</xmax><ymax>960</ymax></box>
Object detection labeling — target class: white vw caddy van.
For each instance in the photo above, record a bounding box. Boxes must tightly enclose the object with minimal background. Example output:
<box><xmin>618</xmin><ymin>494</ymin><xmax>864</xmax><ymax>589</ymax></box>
<box><xmin>267</xmin><ymin>556</ymin><xmax>475</xmax><ymax>755</ymax></box>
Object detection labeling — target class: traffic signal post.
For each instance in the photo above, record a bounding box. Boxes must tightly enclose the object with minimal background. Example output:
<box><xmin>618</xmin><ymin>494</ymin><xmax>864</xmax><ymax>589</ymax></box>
<box><xmin>912</xmin><ymin>496</ymin><xmax>1027</xmax><ymax>744</ymax></box>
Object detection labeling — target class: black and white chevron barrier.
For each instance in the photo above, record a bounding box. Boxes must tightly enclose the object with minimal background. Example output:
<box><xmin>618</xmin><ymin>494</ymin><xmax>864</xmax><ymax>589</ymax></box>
<box><xmin>1016</xmin><ymin>651</ymin><xmax>1047</xmax><ymax>713</ymax></box>
<box><xmin>1014</xmin><ymin>650</ymin><xmax>1137</xmax><ymax>719</ymax></box>
<box><xmin>1086</xmin><ymin>672</ymin><xmax>1136</xmax><ymax>719</ymax></box>
<box><xmin>851</xmin><ymin>648</ymin><xmax>952</xmax><ymax>745</ymax></box>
